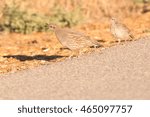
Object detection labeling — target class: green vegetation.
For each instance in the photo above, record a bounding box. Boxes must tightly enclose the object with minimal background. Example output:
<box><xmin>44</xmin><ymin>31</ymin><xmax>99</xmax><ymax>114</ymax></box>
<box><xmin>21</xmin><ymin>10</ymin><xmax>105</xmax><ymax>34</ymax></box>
<box><xmin>49</xmin><ymin>5</ymin><xmax>83</xmax><ymax>28</ymax></box>
<box><xmin>0</xmin><ymin>2</ymin><xmax>83</xmax><ymax>34</ymax></box>
<box><xmin>0</xmin><ymin>4</ymin><xmax>48</xmax><ymax>34</ymax></box>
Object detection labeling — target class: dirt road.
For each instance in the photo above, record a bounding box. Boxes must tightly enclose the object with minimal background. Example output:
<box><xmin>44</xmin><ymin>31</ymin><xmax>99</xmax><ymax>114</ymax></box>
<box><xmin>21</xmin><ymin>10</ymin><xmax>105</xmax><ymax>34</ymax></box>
<box><xmin>0</xmin><ymin>38</ymin><xmax>150</xmax><ymax>99</ymax></box>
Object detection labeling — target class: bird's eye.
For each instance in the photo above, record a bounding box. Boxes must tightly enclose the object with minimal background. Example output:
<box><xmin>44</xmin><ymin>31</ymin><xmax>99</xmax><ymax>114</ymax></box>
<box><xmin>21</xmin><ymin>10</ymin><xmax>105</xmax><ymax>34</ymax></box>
<box><xmin>49</xmin><ymin>25</ymin><xmax>56</xmax><ymax>29</ymax></box>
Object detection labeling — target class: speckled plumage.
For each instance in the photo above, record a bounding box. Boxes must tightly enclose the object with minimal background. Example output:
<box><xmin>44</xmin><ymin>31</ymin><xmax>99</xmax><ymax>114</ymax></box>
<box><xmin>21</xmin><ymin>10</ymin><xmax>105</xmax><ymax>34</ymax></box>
<box><xmin>48</xmin><ymin>24</ymin><xmax>100</xmax><ymax>50</ymax></box>
<box><xmin>110</xmin><ymin>17</ymin><xmax>134</xmax><ymax>43</ymax></box>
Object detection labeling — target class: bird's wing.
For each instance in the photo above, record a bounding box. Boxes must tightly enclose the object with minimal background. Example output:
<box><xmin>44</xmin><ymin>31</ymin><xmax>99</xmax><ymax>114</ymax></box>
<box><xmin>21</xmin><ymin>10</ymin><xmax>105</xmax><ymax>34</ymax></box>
<box><xmin>55</xmin><ymin>28</ymin><xmax>100</xmax><ymax>49</ymax></box>
<box><xmin>121</xmin><ymin>24</ymin><xmax>134</xmax><ymax>39</ymax></box>
<box><xmin>68</xmin><ymin>31</ymin><xmax>100</xmax><ymax>47</ymax></box>
<box><xmin>117</xmin><ymin>23</ymin><xmax>130</xmax><ymax>33</ymax></box>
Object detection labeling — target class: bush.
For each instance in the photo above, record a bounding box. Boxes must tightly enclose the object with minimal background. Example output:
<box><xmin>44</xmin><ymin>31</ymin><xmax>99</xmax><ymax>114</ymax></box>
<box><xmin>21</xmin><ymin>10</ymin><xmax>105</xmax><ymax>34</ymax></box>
<box><xmin>0</xmin><ymin>2</ymin><xmax>83</xmax><ymax>34</ymax></box>
<box><xmin>49</xmin><ymin>5</ymin><xmax>83</xmax><ymax>27</ymax></box>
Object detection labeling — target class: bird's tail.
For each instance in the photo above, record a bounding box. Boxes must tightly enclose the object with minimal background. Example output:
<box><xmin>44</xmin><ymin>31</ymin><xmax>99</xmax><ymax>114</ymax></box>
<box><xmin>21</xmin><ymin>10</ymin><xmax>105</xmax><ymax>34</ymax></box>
<box><xmin>91</xmin><ymin>39</ymin><xmax>101</xmax><ymax>48</ymax></box>
<box><xmin>130</xmin><ymin>34</ymin><xmax>134</xmax><ymax>39</ymax></box>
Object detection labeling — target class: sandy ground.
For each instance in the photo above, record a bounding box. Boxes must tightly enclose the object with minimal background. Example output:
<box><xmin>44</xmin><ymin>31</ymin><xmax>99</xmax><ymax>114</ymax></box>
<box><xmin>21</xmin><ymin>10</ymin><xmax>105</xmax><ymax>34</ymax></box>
<box><xmin>0</xmin><ymin>12</ymin><xmax>150</xmax><ymax>74</ymax></box>
<box><xmin>0</xmin><ymin>37</ymin><xmax>150</xmax><ymax>100</ymax></box>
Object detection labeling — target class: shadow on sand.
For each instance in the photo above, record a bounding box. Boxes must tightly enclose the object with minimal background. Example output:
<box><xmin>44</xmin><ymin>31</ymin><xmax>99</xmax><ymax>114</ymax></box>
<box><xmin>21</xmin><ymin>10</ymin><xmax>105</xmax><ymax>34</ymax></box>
<box><xmin>3</xmin><ymin>55</ymin><xmax>65</xmax><ymax>61</ymax></box>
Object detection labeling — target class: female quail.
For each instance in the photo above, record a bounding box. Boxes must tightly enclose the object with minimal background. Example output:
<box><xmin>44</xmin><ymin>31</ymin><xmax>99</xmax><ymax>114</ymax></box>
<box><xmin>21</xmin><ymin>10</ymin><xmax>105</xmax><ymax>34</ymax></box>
<box><xmin>110</xmin><ymin>17</ymin><xmax>134</xmax><ymax>44</ymax></box>
<box><xmin>48</xmin><ymin>24</ymin><xmax>100</xmax><ymax>57</ymax></box>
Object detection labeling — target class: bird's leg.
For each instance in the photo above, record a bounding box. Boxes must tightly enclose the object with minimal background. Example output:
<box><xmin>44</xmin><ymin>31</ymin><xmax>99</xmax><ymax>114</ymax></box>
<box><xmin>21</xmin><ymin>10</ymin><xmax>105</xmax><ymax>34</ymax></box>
<box><xmin>68</xmin><ymin>50</ymin><xmax>79</xmax><ymax>59</ymax></box>
<box><xmin>79</xmin><ymin>48</ymin><xmax>90</xmax><ymax>56</ymax></box>
<box><xmin>117</xmin><ymin>38</ymin><xmax>121</xmax><ymax>44</ymax></box>
<box><xmin>73</xmin><ymin>49</ymin><xmax>87</xmax><ymax>57</ymax></box>
<box><xmin>124</xmin><ymin>38</ymin><xmax>126</xmax><ymax>43</ymax></box>
<box><xmin>78</xmin><ymin>50</ymin><xmax>85</xmax><ymax>57</ymax></box>
<box><xmin>68</xmin><ymin>52</ymin><xmax>75</xmax><ymax>59</ymax></box>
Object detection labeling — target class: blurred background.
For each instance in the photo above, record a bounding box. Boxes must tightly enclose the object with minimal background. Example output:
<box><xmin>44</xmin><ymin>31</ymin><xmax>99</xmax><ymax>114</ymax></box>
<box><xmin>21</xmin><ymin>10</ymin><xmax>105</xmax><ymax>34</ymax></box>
<box><xmin>0</xmin><ymin>0</ymin><xmax>150</xmax><ymax>73</ymax></box>
<box><xmin>0</xmin><ymin>0</ymin><xmax>150</xmax><ymax>33</ymax></box>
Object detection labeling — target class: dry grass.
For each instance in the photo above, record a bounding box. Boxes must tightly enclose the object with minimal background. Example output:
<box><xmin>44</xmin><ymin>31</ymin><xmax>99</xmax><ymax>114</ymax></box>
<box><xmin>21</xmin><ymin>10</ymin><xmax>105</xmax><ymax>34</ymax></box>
<box><xmin>0</xmin><ymin>0</ymin><xmax>5</xmax><ymax>18</ymax></box>
<box><xmin>1</xmin><ymin>0</ymin><xmax>139</xmax><ymax>21</ymax></box>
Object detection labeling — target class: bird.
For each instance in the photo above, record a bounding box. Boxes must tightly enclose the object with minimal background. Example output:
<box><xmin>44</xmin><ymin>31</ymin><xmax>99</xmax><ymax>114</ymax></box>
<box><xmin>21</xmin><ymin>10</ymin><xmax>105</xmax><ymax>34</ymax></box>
<box><xmin>110</xmin><ymin>17</ymin><xmax>134</xmax><ymax>44</ymax></box>
<box><xmin>48</xmin><ymin>24</ymin><xmax>100</xmax><ymax>57</ymax></box>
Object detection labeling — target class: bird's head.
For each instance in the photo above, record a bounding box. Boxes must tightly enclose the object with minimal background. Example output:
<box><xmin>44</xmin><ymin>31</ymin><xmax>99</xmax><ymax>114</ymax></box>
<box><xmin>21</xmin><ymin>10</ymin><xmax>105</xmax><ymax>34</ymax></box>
<box><xmin>111</xmin><ymin>17</ymin><xmax>117</xmax><ymax>21</ymax></box>
<box><xmin>110</xmin><ymin>17</ymin><xmax>118</xmax><ymax>24</ymax></box>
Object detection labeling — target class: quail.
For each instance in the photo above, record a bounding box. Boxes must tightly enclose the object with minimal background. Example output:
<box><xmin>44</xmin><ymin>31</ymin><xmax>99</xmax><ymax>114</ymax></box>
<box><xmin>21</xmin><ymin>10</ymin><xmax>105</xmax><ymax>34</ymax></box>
<box><xmin>110</xmin><ymin>17</ymin><xmax>134</xmax><ymax>44</ymax></box>
<box><xmin>48</xmin><ymin>24</ymin><xmax>100</xmax><ymax>57</ymax></box>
